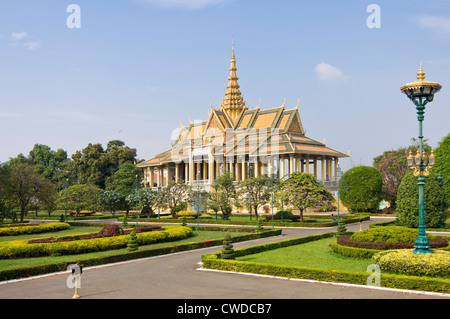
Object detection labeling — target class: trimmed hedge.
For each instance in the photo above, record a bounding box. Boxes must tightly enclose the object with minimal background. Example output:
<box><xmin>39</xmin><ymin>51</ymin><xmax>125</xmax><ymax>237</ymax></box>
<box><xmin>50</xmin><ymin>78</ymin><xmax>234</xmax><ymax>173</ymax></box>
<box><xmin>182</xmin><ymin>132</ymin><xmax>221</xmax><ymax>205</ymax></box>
<box><xmin>0</xmin><ymin>223</ymin><xmax>70</xmax><ymax>236</ymax></box>
<box><xmin>201</xmin><ymin>233</ymin><xmax>450</xmax><ymax>293</ymax></box>
<box><xmin>0</xmin><ymin>226</ymin><xmax>193</xmax><ymax>259</ymax></box>
<box><xmin>337</xmin><ymin>235</ymin><xmax>449</xmax><ymax>251</ymax></box>
<box><xmin>350</xmin><ymin>226</ymin><xmax>438</xmax><ymax>243</ymax></box>
<box><xmin>373</xmin><ymin>249</ymin><xmax>450</xmax><ymax>277</ymax></box>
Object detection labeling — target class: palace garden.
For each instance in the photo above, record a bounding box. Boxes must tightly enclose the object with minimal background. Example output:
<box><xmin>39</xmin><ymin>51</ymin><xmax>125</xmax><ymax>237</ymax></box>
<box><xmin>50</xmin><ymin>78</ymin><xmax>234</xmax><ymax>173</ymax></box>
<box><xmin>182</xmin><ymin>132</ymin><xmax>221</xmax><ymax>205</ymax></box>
<box><xmin>0</xmin><ymin>135</ymin><xmax>449</xmax><ymax>294</ymax></box>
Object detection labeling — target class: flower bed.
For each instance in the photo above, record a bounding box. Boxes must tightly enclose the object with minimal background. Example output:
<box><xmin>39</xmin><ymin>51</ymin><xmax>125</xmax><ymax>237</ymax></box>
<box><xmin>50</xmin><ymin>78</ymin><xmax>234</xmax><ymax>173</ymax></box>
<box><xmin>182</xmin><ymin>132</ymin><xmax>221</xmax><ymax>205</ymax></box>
<box><xmin>0</xmin><ymin>223</ymin><xmax>70</xmax><ymax>236</ymax></box>
<box><xmin>0</xmin><ymin>225</ymin><xmax>192</xmax><ymax>259</ymax></box>
<box><xmin>337</xmin><ymin>235</ymin><xmax>449</xmax><ymax>250</ymax></box>
<box><xmin>27</xmin><ymin>225</ymin><xmax>164</xmax><ymax>244</ymax></box>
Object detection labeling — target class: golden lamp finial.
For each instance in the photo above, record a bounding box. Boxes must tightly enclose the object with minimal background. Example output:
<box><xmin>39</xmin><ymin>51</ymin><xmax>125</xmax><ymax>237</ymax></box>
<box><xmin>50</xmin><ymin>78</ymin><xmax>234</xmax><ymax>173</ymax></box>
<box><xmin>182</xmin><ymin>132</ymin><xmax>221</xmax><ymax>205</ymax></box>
<box><xmin>417</xmin><ymin>62</ymin><xmax>425</xmax><ymax>81</ymax></box>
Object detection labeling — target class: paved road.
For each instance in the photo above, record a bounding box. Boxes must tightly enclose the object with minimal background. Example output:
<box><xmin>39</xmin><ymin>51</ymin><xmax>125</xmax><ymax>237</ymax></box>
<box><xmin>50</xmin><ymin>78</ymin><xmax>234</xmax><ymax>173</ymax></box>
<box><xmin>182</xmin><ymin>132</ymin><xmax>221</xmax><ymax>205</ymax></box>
<box><xmin>0</xmin><ymin>218</ymin><xmax>449</xmax><ymax>301</ymax></box>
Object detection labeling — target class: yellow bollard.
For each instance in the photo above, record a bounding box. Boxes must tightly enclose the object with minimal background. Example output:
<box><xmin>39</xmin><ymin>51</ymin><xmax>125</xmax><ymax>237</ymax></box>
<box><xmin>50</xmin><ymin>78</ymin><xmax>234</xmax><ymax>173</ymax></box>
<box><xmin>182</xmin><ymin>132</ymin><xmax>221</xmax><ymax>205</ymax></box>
<box><xmin>73</xmin><ymin>275</ymin><xmax>80</xmax><ymax>299</ymax></box>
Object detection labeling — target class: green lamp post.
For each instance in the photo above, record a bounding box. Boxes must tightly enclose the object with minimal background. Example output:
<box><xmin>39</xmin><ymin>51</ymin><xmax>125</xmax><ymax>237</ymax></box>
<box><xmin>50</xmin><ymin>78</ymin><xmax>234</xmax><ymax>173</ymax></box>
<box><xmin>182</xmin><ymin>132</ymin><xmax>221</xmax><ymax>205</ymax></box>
<box><xmin>401</xmin><ymin>64</ymin><xmax>442</xmax><ymax>254</ymax></box>
<box><xmin>437</xmin><ymin>173</ymin><xmax>444</xmax><ymax>229</ymax></box>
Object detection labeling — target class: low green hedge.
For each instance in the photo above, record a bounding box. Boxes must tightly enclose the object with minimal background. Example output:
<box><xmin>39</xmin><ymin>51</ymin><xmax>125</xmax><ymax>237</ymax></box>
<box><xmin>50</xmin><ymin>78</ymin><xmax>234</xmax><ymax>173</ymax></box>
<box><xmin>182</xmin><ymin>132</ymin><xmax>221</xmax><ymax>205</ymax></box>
<box><xmin>351</xmin><ymin>226</ymin><xmax>437</xmax><ymax>243</ymax></box>
<box><xmin>330</xmin><ymin>242</ymin><xmax>380</xmax><ymax>259</ymax></box>
<box><xmin>373</xmin><ymin>249</ymin><xmax>450</xmax><ymax>277</ymax></box>
<box><xmin>0</xmin><ymin>226</ymin><xmax>192</xmax><ymax>258</ymax></box>
<box><xmin>201</xmin><ymin>233</ymin><xmax>450</xmax><ymax>293</ymax></box>
<box><xmin>0</xmin><ymin>223</ymin><xmax>70</xmax><ymax>236</ymax></box>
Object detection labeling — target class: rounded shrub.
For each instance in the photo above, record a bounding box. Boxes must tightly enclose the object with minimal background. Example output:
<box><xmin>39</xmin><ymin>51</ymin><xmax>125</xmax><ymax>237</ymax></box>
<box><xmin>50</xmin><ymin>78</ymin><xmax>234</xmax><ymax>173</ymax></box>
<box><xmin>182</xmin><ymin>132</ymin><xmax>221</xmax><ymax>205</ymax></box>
<box><xmin>372</xmin><ymin>249</ymin><xmax>450</xmax><ymax>276</ymax></box>
<box><xmin>339</xmin><ymin>166</ymin><xmax>383</xmax><ymax>213</ymax></box>
<box><xmin>396</xmin><ymin>170</ymin><xmax>443</xmax><ymax>228</ymax></box>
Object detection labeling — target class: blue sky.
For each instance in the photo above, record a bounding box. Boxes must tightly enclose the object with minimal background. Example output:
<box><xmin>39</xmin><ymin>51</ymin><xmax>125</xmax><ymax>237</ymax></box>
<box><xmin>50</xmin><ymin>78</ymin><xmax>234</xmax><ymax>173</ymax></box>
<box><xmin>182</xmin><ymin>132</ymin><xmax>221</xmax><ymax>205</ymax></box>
<box><xmin>1</xmin><ymin>0</ymin><xmax>449</xmax><ymax>173</ymax></box>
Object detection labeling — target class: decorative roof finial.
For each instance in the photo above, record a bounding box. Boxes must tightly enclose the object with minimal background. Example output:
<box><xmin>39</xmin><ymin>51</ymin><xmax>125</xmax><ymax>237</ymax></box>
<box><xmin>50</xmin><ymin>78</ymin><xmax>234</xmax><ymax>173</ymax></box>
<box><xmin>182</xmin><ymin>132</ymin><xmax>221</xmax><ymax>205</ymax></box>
<box><xmin>219</xmin><ymin>37</ymin><xmax>247</xmax><ymax>121</ymax></box>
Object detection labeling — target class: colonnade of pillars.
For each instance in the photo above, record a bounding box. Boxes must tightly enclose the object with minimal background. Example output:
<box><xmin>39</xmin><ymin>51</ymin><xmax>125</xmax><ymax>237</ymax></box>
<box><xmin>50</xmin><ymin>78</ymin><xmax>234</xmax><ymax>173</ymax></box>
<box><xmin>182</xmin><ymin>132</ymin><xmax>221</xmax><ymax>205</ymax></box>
<box><xmin>144</xmin><ymin>154</ymin><xmax>339</xmax><ymax>188</ymax></box>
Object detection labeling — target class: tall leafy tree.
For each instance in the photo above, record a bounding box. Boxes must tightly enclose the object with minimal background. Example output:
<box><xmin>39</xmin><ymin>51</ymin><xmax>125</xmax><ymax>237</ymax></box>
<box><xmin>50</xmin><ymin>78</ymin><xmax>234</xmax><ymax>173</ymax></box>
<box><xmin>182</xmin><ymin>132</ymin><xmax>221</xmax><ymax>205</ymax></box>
<box><xmin>373</xmin><ymin>139</ymin><xmax>432</xmax><ymax>208</ymax></box>
<box><xmin>106</xmin><ymin>162</ymin><xmax>143</xmax><ymax>195</ymax></box>
<box><xmin>0</xmin><ymin>163</ymin><xmax>13</xmax><ymax>220</ymax></box>
<box><xmin>59</xmin><ymin>184</ymin><xmax>100</xmax><ymax>217</ymax></box>
<box><xmin>210</xmin><ymin>172</ymin><xmax>238</xmax><ymax>220</ymax></box>
<box><xmin>278</xmin><ymin>172</ymin><xmax>334</xmax><ymax>222</ymax></box>
<box><xmin>72</xmin><ymin>140</ymin><xmax>137</xmax><ymax>189</ymax></box>
<box><xmin>8</xmin><ymin>163</ymin><xmax>53</xmax><ymax>222</ymax></box>
<box><xmin>373</xmin><ymin>148</ymin><xmax>410</xmax><ymax>208</ymax></box>
<box><xmin>237</xmin><ymin>175</ymin><xmax>277</xmax><ymax>220</ymax></box>
<box><xmin>71</xmin><ymin>143</ymin><xmax>108</xmax><ymax>188</ymax></box>
<box><xmin>161</xmin><ymin>180</ymin><xmax>192</xmax><ymax>214</ymax></box>
<box><xmin>433</xmin><ymin>133</ymin><xmax>450</xmax><ymax>206</ymax></box>
<box><xmin>99</xmin><ymin>190</ymin><xmax>125</xmax><ymax>217</ymax></box>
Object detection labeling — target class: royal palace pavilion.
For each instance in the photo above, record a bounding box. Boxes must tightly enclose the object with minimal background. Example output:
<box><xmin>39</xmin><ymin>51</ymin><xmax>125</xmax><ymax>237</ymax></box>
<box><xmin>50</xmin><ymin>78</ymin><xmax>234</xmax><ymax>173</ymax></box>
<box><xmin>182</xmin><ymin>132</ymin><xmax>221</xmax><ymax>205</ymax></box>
<box><xmin>137</xmin><ymin>43</ymin><xmax>348</xmax><ymax>195</ymax></box>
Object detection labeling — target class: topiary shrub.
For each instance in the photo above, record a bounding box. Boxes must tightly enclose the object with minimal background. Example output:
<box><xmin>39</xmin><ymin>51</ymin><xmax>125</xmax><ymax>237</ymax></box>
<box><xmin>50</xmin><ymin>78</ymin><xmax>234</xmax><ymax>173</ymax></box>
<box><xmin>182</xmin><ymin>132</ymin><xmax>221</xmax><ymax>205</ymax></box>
<box><xmin>221</xmin><ymin>234</ymin><xmax>235</xmax><ymax>260</ymax></box>
<box><xmin>372</xmin><ymin>249</ymin><xmax>450</xmax><ymax>276</ymax></box>
<box><xmin>127</xmin><ymin>231</ymin><xmax>139</xmax><ymax>252</ymax></box>
<box><xmin>339</xmin><ymin>166</ymin><xmax>383</xmax><ymax>213</ymax></box>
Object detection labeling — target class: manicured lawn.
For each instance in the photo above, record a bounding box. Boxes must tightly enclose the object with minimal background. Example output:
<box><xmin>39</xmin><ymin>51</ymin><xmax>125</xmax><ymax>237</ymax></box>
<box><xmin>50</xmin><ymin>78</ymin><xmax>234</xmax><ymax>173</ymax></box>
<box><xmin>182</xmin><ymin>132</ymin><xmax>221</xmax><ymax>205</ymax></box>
<box><xmin>237</xmin><ymin>237</ymin><xmax>373</xmax><ymax>272</ymax></box>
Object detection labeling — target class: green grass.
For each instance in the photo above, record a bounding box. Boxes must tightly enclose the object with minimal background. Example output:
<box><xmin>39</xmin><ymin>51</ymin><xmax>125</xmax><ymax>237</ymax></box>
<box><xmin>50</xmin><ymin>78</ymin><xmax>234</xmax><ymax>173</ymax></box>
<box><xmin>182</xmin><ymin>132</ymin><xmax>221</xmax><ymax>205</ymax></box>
<box><xmin>237</xmin><ymin>237</ymin><xmax>373</xmax><ymax>272</ymax></box>
<box><xmin>0</xmin><ymin>229</ymin><xmax>248</xmax><ymax>271</ymax></box>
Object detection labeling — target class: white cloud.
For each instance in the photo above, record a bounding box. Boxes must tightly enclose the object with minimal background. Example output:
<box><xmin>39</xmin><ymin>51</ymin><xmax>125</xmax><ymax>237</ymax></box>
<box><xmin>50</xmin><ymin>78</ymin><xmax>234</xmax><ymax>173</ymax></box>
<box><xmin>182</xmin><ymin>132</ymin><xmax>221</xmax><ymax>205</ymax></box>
<box><xmin>314</xmin><ymin>62</ymin><xmax>349</xmax><ymax>82</ymax></box>
<box><xmin>8</xmin><ymin>31</ymin><xmax>40</xmax><ymax>50</ymax></box>
<box><xmin>22</xmin><ymin>41</ymin><xmax>41</xmax><ymax>50</ymax></box>
<box><xmin>143</xmin><ymin>0</ymin><xmax>228</xmax><ymax>9</ymax></box>
<box><xmin>417</xmin><ymin>14</ymin><xmax>450</xmax><ymax>34</ymax></box>
<box><xmin>10</xmin><ymin>32</ymin><xmax>27</xmax><ymax>41</ymax></box>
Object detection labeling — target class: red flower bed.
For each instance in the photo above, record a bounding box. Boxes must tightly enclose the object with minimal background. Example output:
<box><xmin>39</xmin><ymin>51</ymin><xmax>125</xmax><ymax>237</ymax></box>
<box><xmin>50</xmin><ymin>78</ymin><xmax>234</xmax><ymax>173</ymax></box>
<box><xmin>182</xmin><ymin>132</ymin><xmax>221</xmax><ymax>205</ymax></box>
<box><xmin>27</xmin><ymin>225</ymin><xmax>164</xmax><ymax>244</ymax></box>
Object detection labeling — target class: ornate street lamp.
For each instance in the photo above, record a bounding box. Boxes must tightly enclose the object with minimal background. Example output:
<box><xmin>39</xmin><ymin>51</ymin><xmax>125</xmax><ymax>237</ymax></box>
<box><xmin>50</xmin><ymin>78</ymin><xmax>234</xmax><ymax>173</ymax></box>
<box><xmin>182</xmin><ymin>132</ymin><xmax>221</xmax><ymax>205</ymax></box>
<box><xmin>400</xmin><ymin>64</ymin><xmax>442</xmax><ymax>254</ymax></box>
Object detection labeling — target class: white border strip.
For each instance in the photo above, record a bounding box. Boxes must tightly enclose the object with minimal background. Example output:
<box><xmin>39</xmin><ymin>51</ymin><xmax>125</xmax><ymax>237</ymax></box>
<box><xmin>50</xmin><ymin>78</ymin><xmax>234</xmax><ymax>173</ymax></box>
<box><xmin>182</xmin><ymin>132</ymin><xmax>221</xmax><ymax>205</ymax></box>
<box><xmin>196</xmin><ymin>267</ymin><xmax>450</xmax><ymax>298</ymax></box>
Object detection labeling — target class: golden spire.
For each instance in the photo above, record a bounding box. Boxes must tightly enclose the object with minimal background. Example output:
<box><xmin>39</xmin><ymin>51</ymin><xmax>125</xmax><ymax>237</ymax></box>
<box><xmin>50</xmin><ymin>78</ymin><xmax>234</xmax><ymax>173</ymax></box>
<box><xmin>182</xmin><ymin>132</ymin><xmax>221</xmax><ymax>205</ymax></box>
<box><xmin>220</xmin><ymin>38</ymin><xmax>246</xmax><ymax>121</ymax></box>
<box><xmin>417</xmin><ymin>62</ymin><xmax>425</xmax><ymax>81</ymax></box>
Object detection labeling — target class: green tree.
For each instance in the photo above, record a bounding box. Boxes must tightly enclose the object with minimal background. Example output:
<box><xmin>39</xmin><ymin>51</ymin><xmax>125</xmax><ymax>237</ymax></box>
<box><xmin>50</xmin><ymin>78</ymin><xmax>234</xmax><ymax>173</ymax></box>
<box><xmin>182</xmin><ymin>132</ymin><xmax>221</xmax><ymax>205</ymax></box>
<box><xmin>373</xmin><ymin>139</ymin><xmax>432</xmax><ymax>208</ymax></box>
<box><xmin>0</xmin><ymin>163</ymin><xmax>13</xmax><ymax>220</ymax></box>
<box><xmin>99</xmin><ymin>190</ymin><xmax>124</xmax><ymax>217</ymax></box>
<box><xmin>373</xmin><ymin>148</ymin><xmax>410</xmax><ymax>208</ymax></box>
<box><xmin>8</xmin><ymin>163</ymin><xmax>53</xmax><ymax>222</ymax></box>
<box><xmin>278</xmin><ymin>172</ymin><xmax>334</xmax><ymax>222</ymax></box>
<box><xmin>106</xmin><ymin>162</ymin><xmax>142</xmax><ymax>195</ymax></box>
<box><xmin>28</xmin><ymin>144</ymin><xmax>69</xmax><ymax>183</ymax></box>
<box><xmin>237</xmin><ymin>175</ymin><xmax>276</xmax><ymax>220</ymax></box>
<box><xmin>339</xmin><ymin>166</ymin><xmax>383</xmax><ymax>213</ymax></box>
<box><xmin>59</xmin><ymin>184</ymin><xmax>100</xmax><ymax>217</ymax></box>
<box><xmin>162</xmin><ymin>180</ymin><xmax>192</xmax><ymax>215</ymax></box>
<box><xmin>433</xmin><ymin>133</ymin><xmax>450</xmax><ymax>207</ymax></box>
<box><xmin>39</xmin><ymin>181</ymin><xmax>59</xmax><ymax>217</ymax></box>
<box><xmin>71</xmin><ymin>140</ymin><xmax>137</xmax><ymax>189</ymax></box>
<box><xmin>212</xmin><ymin>172</ymin><xmax>238</xmax><ymax>220</ymax></box>
<box><xmin>396</xmin><ymin>170</ymin><xmax>443</xmax><ymax>228</ymax></box>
